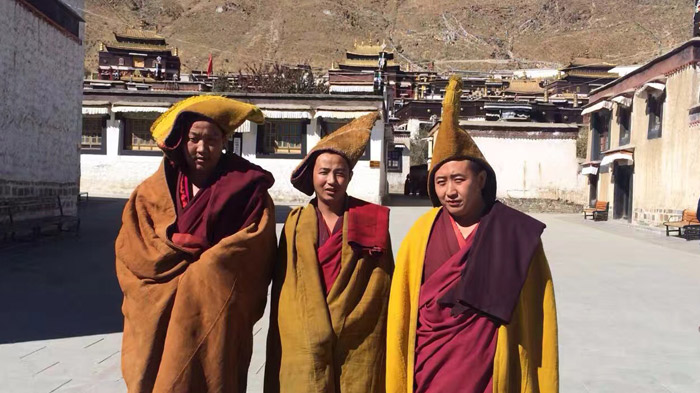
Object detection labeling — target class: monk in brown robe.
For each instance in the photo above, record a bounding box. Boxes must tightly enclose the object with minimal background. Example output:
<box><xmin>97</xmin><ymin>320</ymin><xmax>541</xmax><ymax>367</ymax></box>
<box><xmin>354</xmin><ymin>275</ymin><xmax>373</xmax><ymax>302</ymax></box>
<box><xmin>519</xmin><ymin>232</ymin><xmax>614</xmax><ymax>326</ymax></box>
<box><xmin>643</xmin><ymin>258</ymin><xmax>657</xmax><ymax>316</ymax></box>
<box><xmin>387</xmin><ymin>76</ymin><xmax>558</xmax><ymax>393</ymax></box>
<box><xmin>115</xmin><ymin>96</ymin><xmax>277</xmax><ymax>393</ymax></box>
<box><xmin>265</xmin><ymin>113</ymin><xmax>393</xmax><ymax>393</ymax></box>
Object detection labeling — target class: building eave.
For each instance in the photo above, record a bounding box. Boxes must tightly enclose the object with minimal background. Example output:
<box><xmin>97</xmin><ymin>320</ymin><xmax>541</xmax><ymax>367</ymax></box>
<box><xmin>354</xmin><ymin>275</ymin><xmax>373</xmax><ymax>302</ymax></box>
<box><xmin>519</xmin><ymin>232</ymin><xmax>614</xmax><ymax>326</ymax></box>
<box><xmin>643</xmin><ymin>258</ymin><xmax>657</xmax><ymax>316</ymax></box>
<box><xmin>589</xmin><ymin>38</ymin><xmax>700</xmax><ymax>105</ymax></box>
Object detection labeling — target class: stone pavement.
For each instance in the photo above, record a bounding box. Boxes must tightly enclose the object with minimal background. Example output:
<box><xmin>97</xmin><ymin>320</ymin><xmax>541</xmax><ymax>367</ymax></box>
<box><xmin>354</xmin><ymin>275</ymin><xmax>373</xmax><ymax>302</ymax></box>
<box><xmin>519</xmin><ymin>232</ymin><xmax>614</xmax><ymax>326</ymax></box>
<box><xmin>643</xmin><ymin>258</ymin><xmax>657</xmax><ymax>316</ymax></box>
<box><xmin>0</xmin><ymin>197</ymin><xmax>699</xmax><ymax>392</ymax></box>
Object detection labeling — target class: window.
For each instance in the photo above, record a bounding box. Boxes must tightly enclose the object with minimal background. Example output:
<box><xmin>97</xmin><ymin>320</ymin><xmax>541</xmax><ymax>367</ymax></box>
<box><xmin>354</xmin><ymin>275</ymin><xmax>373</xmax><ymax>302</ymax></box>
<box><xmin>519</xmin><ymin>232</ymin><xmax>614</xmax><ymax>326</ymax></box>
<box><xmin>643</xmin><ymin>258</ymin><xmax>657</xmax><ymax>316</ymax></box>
<box><xmin>133</xmin><ymin>57</ymin><xmax>145</xmax><ymax>68</ymax></box>
<box><xmin>387</xmin><ymin>147</ymin><xmax>402</xmax><ymax>172</ymax></box>
<box><xmin>320</xmin><ymin>119</ymin><xmax>370</xmax><ymax>160</ymax></box>
<box><xmin>81</xmin><ymin>117</ymin><xmax>106</xmax><ymax>153</ymax></box>
<box><xmin>118</xmin><ymin>57</ymin><xmax>124</xmax><ymax>66</ymax></box>
<box><xmin>152</xmin><ymin>60</ymin><xmax>158</xmax><ymax>67</ymax></box>
<box><xmin>618</xmin><ymin>105</ymin><xmax>632</xmax><ymax>146</ymax></box>
<box><xmin>647</xmin><ymin>93</ymin><xmax>664</xmax><ymax>139</ymax></box>
<box><xmin>590</xmin><ymin>110</ymin><xmax>611</xmax><ymax>160</ymax></box>
<box><xmin>256</xmin><ymin>120</ymin><xmax>306</xmax><ymax>157</ymax></box>
<box><xmin>123</xmin><ymin>118</ymin><xmax>159</xmax><ymax>151</ymax></box>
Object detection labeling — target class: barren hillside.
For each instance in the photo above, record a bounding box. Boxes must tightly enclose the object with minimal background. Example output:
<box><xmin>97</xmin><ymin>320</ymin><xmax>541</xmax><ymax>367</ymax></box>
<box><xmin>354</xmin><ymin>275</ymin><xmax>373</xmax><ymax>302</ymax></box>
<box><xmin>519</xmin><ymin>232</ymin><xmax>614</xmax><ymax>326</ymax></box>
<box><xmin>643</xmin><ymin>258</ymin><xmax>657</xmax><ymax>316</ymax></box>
<box><xmin>82</xmin><ymin>0</ymin><xmax>693</xmax><ymax>73</ymax></box>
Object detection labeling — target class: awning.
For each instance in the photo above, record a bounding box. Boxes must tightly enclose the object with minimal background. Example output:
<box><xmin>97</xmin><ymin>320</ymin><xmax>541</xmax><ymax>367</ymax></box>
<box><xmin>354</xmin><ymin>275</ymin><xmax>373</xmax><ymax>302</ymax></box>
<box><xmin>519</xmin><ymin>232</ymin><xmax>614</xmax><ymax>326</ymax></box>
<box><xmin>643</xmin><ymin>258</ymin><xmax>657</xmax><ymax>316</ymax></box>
<box><xmin>611</xmin><ymin>96</ymin><xmax>632</xmax><ymax>107</ymax></box>
<box><xmin>637</xmin><ymin>82</ymin><xmax>665</xmax><ymax>96</ymax></box>
<box><xmin>315</xmin><ymin>110</ymin><xmax>373</xmax><ymax>119</ymax></box>
<box><xmin>82</xmin><ymin>107</ymin><xmax>109</xmax><ymax>115</ymax></box>
<box><xmin>600</xmin><ymin>152</ymin><xmax>634</xmax><ymax>167</ymax></box>
<box><xmin>112</xmin><ymin>105</ymin><xmax>170</xmax><ymax>113</ymax></box>
<box><xmin>329</xmin><ymin>85</ymin><xmax>375</xmax><ymax>93</ymax></box>
<box><xmin>581</xmin><ymin>100</ymin><xmax>613</xmax><ymax>116</ymax></box>
<box><xmin>261</xmin><ymin>110</ymin><xmax>312</xmax><ymax>119</ymax></box>
<box><xmin>483</xmin><ymin>103</ymin><xmax>532</xmax><ymax>111</ymax></box>
<box><xmin>581</xmin><ymin>166</ymin><xmax>599</xmax><ymax>176</ymax></box>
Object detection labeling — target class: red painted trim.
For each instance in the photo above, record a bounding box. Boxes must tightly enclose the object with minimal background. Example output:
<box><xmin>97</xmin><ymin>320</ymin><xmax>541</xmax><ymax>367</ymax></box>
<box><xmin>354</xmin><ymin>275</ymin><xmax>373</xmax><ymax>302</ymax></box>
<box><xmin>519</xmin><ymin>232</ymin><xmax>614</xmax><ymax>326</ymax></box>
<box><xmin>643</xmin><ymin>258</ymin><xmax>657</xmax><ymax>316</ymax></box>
<box><xmin>14</xmin><ymin>0</ymin><xmax>82</xmax><ymax>45</ymax></box>
<box><xmin>589</xmin><ymin>40</ymin><xmax>700</xmax><ymax>105</ymax></box>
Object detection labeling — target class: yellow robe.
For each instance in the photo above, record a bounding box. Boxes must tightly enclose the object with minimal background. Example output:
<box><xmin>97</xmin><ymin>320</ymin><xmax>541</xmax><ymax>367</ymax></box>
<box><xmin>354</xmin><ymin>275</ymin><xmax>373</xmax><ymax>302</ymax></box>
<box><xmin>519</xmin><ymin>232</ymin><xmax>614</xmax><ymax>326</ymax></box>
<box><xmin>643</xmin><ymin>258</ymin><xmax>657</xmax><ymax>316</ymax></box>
<box><xmin>386</xmin><ymin>208</ymin><xmax>558</xmax><ymax>393</ymax></box>
<box><xmin>265</xmin><ymin>202</ymin><xmax>393</xmax><ymax>393</ymax></box>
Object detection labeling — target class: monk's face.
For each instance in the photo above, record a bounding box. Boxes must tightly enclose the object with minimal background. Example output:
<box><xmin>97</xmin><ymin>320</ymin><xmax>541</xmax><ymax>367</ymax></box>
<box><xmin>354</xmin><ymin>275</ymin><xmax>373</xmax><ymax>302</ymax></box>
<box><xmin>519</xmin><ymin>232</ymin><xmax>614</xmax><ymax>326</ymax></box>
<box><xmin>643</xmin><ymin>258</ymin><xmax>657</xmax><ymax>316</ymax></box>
<box><xmin>183</xmin><ymin>120</ymin><xmax>224</xmax><ymax>176</ymax></box>
<box><xmin>312</xmin><ymin>152</ymin><xmax>352</xmax><ymax>206</ymax></box>
<box><xmin>434</xmin><ymin>159</ymin><xmax>487</xmax><ymax>219</ymax></box>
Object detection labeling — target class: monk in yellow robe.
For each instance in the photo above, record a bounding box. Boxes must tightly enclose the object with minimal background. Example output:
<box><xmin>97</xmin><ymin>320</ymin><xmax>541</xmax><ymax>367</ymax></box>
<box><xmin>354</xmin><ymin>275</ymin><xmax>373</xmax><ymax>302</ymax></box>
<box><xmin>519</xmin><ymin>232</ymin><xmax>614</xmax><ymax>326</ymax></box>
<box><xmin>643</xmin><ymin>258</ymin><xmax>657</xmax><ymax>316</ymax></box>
<box><xmin>386</xmin><ymin>76</ymin><xmax>558</xmax><ymax>393</ymax></box>
<box><xmin>265</xmin><ymin>113</ymin><xmax>393</xmax><ymax>393</ymax></box>
<box><xmin>116</xmin><ymin>96</ymin><xmax>277</xmax><ymax>393</ymax></box>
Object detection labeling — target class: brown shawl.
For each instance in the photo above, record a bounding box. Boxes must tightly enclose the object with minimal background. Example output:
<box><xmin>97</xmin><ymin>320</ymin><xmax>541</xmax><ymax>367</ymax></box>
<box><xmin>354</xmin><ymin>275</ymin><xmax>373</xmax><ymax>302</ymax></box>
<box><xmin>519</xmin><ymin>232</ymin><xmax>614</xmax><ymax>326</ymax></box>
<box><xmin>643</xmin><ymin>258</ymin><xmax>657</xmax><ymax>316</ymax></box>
<box><xmin>115</xmin><ymin>161</ymin><xmax>276</xmax><ymax>393</ymax></box>
<box><xmin>264</xmin><ymin>197</ymin><xmax>393</xmax><ymax>393</ymax></box>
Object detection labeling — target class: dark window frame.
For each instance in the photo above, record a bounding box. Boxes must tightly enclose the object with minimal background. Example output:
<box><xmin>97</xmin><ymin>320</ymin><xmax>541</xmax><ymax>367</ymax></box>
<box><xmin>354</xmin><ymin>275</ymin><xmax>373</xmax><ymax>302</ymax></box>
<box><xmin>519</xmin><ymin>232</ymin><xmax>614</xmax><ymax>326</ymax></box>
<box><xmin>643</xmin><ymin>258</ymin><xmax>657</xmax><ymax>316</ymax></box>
<box><xmin>118</xmin><ymin>115</ymin><xmax>163</xmax><ymax>157</ymax></box>
<box><xmin>319</xmin><ymin>118</ymin><xmax>370</xmax><ymax>160</ymax></box>
<box><xmin>647</xmin><ymin>92</ymin><xmax>664</xmax><ymax>140</ymax></box>
<box><xmin>617</xmin><ymin>105</ymin><xmax>632</xmax><ymax>146</ymax></box>
<box><xmin>255</xmin><ymin>119</ymin><xmax>308</xmax><ymax>159</ymax></box>
<box><xmin>387</xmin><ymin>147</ymin><xmax>403</xmax><ymax>172</ymax></box>
<box><xmin>590</xmin><ymin>110</ymin><xmax>611</xmax><ymax>161</ymax></box>
<box><xmin>80</xmin><ymin>116</ymin><xmax>108</xmax><ymax>155</ymax></box>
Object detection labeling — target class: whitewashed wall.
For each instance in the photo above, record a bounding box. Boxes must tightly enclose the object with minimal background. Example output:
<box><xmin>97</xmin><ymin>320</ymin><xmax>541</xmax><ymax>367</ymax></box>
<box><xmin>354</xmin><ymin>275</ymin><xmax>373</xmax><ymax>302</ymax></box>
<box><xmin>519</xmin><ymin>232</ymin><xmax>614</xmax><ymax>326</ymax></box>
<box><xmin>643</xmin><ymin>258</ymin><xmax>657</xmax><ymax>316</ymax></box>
<box><xmin>474</xmin><ymin>136</ymin><xmax>586</xmax><ymax>203</ymax></box>
<box><xmin>0</xmin><ymin>0</ymin><xmax>84</xmax><ymax>214</ymax></box>
<box><xmin>386</xmin><ymin>146</ymin><xmax>411</xmax><ymax>194</ymax></box>
<box><xmin>81</xmin><ymin>116</ymin><xmax>386</xmax><ymax>204</ymax></box>
<box><xmin>242</xmin><ymin>119</ymin><xmax>385</xmax><ymax>205</ymax></box>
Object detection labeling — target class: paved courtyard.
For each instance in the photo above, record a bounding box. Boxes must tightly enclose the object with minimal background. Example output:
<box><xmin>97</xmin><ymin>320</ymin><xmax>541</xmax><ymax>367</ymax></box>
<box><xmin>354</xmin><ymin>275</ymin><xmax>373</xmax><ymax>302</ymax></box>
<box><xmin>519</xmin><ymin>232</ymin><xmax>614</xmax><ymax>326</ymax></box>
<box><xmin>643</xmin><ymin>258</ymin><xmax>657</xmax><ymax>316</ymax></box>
<box><xmin>0</xmin><ymin>197</ymin><xmax>699</xmax><ymax>392</ymax></box>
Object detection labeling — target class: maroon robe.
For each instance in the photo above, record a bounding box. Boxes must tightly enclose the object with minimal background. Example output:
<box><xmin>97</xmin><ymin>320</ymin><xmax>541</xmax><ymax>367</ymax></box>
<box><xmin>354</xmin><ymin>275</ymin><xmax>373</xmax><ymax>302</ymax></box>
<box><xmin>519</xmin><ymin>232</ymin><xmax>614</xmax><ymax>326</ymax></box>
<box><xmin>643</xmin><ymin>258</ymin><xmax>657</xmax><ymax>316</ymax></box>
<box><xmin>169</xmin><ymin>154</ymin><xmax>274</xmax><ymax>254</ymax></box>
<box><xmin>316</xmin><ymin>205</ymin><xmax>344</xmax><ymax>295</ymax></box>
<box><xmin>414</xmin><ymin>210</ymin><xmax>499</xmax><ymax>393</ymax></box>
<box><xmin>313</xmin><ymin>197</ymin><xmax>390</xmax><ymax>296</ymax></box>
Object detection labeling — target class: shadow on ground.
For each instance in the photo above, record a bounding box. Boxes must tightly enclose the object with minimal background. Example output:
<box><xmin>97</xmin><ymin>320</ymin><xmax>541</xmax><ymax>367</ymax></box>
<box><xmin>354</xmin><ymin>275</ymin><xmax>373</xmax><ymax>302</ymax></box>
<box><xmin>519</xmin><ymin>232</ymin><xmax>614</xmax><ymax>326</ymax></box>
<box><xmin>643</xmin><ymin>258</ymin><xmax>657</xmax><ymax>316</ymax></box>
<box><xmin>0</xmin><ymin>198</ymin><xmax>127</xmax><ymax>344</ymax></box>
<box><xmin>386</xmin><ymin>194</ymin><xmax>432</xmax><ymax>207</ymax></box>
<box><xmin>0</xmin><ymin>198</ymin><xmax>300</xmax><ymax>344</ymax></box>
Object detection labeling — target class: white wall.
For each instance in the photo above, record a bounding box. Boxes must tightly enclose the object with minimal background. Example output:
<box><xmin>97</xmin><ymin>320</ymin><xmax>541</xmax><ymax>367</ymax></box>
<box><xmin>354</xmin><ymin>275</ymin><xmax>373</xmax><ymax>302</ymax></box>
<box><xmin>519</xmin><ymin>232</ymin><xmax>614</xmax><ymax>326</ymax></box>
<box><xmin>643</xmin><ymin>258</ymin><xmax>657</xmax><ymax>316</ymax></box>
<box><xmin>474</xmin><ymin>136</ymin><xmax>586</xmax><ymax>202</ymax></box>
<box><xmin>386</xmin><ymin>145</ymin><xmax>411</xmax><ymax>194</ymax></box>
<box><xmin>81</xmin><ymin>115</ymin><xmax>386</xmax><ymax>204</ymax></box>
<box><xmin>0</xmin><ymin>0</ymin><xmax>84</xmax><ymax>213</ymax></box>
<box><xmin>242</xmin><ymin>118</ymin><xmax>385</xmax><ymax>204</ymax></box>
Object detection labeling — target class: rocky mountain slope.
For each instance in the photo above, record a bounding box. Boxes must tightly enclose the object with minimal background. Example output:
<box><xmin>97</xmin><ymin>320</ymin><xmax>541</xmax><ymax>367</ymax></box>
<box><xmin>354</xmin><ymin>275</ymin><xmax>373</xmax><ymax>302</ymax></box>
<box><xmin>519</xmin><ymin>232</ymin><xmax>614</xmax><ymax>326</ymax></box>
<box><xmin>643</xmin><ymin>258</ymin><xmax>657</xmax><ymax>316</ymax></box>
<box><xmin>83</xmin><ymin>0</ymin><xmax>694</xmax><ymax>73</ymax></box>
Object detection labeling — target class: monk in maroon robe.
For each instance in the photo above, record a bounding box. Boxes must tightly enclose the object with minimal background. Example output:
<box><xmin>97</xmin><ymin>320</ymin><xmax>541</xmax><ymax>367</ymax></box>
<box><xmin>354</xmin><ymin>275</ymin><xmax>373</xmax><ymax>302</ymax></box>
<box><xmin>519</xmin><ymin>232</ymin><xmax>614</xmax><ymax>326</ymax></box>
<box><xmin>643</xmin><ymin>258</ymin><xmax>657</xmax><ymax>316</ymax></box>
<box><xmin>116</xmin><ymin>96</ymin><xmax>276</xmax><ymax>393</ymax></box>
<box><xmin>415</xmin><ymin>210</ymin><xmax>498</xmax><ymax>393</ymax></box>
<box><xmin>265</xmin><ymin>113</ymin><xmax>393</xmax><ymax>393</ymax></box>
<box><xmin>387</xmin><ymin>76</ymin><xmax>557</xmax><ymax>393</ymax></box>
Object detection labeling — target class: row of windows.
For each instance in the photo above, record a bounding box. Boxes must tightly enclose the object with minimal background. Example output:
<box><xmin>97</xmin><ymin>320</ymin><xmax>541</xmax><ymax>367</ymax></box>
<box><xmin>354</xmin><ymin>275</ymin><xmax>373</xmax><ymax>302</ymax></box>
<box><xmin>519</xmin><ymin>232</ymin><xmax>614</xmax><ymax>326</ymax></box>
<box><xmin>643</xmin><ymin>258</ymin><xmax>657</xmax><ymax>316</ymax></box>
<box><xmin>590</xmin><ymin>93</ymin><xmax>665</xmax><ymax>161</ymax></box>
<box><xmin>81</xmin><ymin>118</ymin><xmax>371</xmax><ymax>159</ymax></box>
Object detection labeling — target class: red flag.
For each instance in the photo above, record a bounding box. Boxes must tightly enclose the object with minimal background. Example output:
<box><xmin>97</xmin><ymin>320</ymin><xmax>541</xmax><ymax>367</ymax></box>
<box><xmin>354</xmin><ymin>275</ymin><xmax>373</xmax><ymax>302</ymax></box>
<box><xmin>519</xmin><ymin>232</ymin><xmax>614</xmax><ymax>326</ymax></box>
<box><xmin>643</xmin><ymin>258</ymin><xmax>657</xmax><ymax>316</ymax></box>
<box><xmin>206</xmin><ymin>54</ymin><xmax>213</xmax><ymax>77</ymax></box>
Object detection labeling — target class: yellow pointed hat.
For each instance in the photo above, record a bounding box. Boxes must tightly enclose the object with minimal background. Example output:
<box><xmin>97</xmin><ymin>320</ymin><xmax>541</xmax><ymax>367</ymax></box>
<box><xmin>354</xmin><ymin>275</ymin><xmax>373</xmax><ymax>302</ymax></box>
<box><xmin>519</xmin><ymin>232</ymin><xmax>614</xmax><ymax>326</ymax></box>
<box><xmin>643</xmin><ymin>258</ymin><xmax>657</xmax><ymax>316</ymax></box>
<box><xmin>150</xmin><ymin>95</ymin><xmax>265</xmax><ymax>148</ymax></box>
<box><xmin>428</xmin><ymin>75</ymin><xmax>497</xmax><ymax>207</ymax></box>
<box><xmin>291</xmin><ymin>112</ymin><xmax>380</xmax><ymax>196</ymax></box>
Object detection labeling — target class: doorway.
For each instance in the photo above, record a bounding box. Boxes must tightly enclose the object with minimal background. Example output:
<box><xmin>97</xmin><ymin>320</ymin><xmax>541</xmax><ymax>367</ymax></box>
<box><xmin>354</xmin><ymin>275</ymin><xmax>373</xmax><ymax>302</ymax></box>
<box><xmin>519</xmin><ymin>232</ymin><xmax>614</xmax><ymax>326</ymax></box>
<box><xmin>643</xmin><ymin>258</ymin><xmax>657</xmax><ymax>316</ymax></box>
<box><xmin>588</xmin><ymin>174</ymin><xmax>599</xmax><ymax>207</ymax></box>
<box><xmin>613</xmin><ymin>163</ymin><xmax>634</xmax><ymax>221</ymax></box>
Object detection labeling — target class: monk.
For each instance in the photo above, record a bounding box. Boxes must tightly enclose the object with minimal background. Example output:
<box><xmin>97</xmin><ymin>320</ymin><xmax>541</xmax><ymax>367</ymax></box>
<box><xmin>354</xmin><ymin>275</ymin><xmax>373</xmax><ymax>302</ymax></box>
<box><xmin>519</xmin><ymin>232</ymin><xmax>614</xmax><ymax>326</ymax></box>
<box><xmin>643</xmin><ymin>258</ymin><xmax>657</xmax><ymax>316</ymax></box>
<box><xmin>115</xmin><ymin>96</ymin><xmax>277</xmax><ymax>393</ymax></box>
<box><xmin>386</xmin><ymin>76</ymin><xmax>559</xmax><ymax>393</ymax></box>
<box><xmin>265</xmin><ymin>112</ymin><xmax>393</xmax><ymax>393</ymax></box>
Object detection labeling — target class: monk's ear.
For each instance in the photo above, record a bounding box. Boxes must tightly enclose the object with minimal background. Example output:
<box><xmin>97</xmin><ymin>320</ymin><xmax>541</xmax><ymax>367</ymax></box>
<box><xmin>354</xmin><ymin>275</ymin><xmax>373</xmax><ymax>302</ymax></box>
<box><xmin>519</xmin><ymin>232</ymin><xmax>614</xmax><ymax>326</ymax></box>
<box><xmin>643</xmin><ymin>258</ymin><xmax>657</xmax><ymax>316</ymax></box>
<box><xmin>348</xmin><ymin>170</ymin><xmax>354</xmax><ymax>182</ymax></box>
<box><xmin>477</xmin><ymin>170</ymin><xmax>487</xmax><ymax>190</ymax></box>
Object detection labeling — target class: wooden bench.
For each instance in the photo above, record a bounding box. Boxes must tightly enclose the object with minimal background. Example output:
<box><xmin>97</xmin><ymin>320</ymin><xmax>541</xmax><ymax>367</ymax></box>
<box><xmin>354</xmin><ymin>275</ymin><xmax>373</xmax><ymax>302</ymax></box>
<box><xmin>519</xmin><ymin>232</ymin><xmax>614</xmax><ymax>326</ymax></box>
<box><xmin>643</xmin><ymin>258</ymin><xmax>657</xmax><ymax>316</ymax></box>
<box><xmin>583</xmin><ymin>201</ymin><xmax>609</xmax><ymax>221</ymax></box>
<box><xmin>1</xmin><ymin>196</ymin><xmax>80</xmax><ymax>240</ymax></box>
<box><xmin>663</xmin><ymin>210</ymin><xmax>700</xmax><ymax>240</ymax></box>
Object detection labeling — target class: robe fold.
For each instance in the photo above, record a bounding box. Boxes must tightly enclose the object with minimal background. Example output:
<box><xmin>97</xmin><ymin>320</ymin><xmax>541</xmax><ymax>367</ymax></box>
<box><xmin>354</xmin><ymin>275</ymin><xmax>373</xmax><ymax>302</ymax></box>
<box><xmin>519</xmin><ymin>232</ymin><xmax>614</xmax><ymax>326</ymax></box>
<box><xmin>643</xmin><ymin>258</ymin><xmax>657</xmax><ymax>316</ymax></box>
<box><xmin>172</xmin><ymin>154</ymin><xmax>273</xmax><ymax>253</ymax></box>
<box><xmin>415</xmin><ymin>210</ymin><xmax>498</xmax><ymax>393</ymax></box>
<box><xmin>387</xmin><ymin>205</ymin><xmax>558</xmax><ymax>393</ymax></box>
<box><xmin>116</xmin><ymin>159</ymin><xmax>276</xmax><ymax>393</ymax></box>
<box><xmin>265</xmin><ymin>197</ymin><xmax>393</xmax><ymax>393</ymax></box>
<box><xmin>316</xmin><ymin>204</ymin><xmax>344</xmax><ymax>295</ymax></box>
